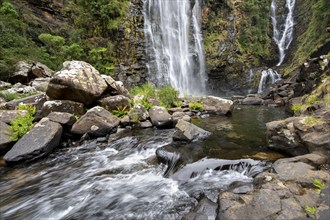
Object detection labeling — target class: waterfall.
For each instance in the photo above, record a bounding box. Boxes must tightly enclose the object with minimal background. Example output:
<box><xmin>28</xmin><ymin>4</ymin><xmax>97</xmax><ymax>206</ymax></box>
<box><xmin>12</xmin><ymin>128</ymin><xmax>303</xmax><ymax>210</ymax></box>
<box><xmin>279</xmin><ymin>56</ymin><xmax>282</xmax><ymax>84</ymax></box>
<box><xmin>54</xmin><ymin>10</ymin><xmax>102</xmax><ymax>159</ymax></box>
<box><xmin>143</xmin><ymin>0</ymin><xmax>207</xmax><ymax>96</ymax></box>
<box><xmin>258</xmin><ymin>69</ymin><xmax>281</xmax><ymax>93</ymax></box>
<box><xmin>271</xmin><ymin>0</ymin><xmax>296</xmax><ymax>66</ymax></box>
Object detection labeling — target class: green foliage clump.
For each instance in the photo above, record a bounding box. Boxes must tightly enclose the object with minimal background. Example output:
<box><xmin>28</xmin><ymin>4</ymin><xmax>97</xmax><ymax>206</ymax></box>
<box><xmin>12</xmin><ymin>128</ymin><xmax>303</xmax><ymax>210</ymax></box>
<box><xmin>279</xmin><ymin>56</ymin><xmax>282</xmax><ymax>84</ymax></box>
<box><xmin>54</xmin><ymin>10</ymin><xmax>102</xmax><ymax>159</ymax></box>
<box><xmin>0</xmin><ymin>91</ymin><xmax>38</xmax><ymax>101</ymax></box>
<box><xmin>302</xmin><ymin>117</ymin><xmax>323</xmax><ymax>127</ymax></box>
<box><xmin>312</xmin><ymin>178</ymin><xmax>325</xmax><ymax>194</ymax></box>
<box><xmin>130</xmin><ymin>83</ymin><xmax>180</xmax><ymax>110</ymax></box>
<box><xmin>9</xmin><ymin>104</ymin><xmax>36</xmax><ymax>141</ymax></box>
<box><xmin>112</xmin><ymin>105</ymin><xmax>129</xmax><ymax>118</ymax></box>
<box><xmin>158</xmin><ymin>86</ymin><xmax>179</xmax><ymax>109</ymax></box>
<box><xmin>189</xmin><ymin>102</ymin><xmax>203</xmax><ymax>111</ymax></box>
<box><xmin>291</xmin><ymin>104</ymin><xmax>302</xmax><ymax>115</ymax></box>
<box><xmin>305</xmin><ymin>205</ymin><xmax>317</xmax><ymax>217</ymax></box>
<box><xmin>238</xmin><ymin>0</ymin><xmax>271</xmax><ymax>61</ymax></box>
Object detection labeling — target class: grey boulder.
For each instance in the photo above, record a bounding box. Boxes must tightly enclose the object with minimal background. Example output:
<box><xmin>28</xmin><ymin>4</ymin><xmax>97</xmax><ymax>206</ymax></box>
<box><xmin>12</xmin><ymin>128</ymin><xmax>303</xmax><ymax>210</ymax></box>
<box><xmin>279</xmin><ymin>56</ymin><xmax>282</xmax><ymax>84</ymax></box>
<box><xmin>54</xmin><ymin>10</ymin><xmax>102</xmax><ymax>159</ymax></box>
<box><xmin>4</xmin><ymin>118</ymin><xmax>63</xmax><ymax>163</ymax></box>
<box><xmin>71</xmin><ymin>106</ymin><xmax>120</xmax><ymax>137</ymax></box>
<box><xmin>173</xmin><ymin>119</ymin><xmax>211</xmax><ymax>142</ymax></box>
<box><xmin>149</xmin><ymin>106</ymin><xmax>173</xmax><ymax>128</ymax></box>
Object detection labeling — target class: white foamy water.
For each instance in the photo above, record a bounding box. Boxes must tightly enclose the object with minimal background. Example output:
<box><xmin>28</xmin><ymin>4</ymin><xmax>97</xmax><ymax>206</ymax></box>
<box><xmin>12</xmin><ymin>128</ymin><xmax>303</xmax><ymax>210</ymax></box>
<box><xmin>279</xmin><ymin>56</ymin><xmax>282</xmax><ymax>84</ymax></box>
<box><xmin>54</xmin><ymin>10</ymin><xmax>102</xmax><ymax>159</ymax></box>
<box><xmin>143</xmin><ymin>0</ymin><xmax>207</xmax><ymax>96</ymax></box>
<box><xmin>258</xmin><ymin>69</ymin><xmax>281</xmax><ymax>93</ymax></box>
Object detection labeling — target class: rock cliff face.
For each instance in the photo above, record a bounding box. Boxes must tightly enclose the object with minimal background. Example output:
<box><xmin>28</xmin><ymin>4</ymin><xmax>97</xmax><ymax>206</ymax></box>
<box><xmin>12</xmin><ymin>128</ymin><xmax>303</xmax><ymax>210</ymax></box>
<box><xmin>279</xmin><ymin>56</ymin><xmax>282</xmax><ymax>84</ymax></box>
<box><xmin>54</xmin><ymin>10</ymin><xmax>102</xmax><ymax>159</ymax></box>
<box><xmin>202</xmin><ymin>0</ymin><xmax>329</xmax><ymax>94</ymax></box>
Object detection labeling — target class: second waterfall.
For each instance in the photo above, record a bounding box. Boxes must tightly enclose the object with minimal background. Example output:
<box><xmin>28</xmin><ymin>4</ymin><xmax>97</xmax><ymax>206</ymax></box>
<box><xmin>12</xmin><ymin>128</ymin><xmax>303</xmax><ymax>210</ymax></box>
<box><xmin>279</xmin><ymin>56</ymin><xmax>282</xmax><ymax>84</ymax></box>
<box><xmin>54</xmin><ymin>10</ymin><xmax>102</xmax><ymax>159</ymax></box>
<box><xmin>143</xmin><ymin>0</ymin><xmax>207</xmax><ymax>96</ymax></box>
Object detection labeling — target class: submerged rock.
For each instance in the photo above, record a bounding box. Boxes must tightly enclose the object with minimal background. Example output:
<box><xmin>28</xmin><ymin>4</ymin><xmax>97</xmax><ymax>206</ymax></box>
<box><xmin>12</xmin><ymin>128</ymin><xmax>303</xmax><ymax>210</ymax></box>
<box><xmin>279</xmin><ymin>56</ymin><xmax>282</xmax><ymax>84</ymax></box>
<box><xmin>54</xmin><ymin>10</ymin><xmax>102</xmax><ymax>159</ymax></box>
<box><xmin>71</xmin><ymin>106</ymin><xmax>120</xmax><ymax>137</ymax></box>
<box><xmin>4</xmin><ymin>118</ymin><xmax>62</xmax><ymax>163</ymax></box>
<box><xmin>46</xmin><ymin>61</ymin><xmax>108</xmax><ymax>106</ymax></box>
<box><xmin>173</xmin><ymin>119</ymin><xmax>211</xmax><ymax>142</ymax></box>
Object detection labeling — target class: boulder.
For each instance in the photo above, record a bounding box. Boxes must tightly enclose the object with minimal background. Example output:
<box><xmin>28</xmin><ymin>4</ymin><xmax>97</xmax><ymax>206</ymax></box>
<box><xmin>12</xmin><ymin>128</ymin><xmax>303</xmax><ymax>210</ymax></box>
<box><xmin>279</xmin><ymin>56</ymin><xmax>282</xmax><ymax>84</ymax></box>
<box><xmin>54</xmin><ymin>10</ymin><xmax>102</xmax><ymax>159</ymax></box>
<box><xmin>173</xmin><ymin>119</ymin><xmax>211</xmax><ymax>142</ymax></box>
<box><xmin>0</xmin><ymin>121</ymin><xmax>13</xmax><ymax>152</ymax></box>
<box><xmin>102</xmin><ymin>75</ymin><xmax>130</xmax><ymax>97</ymax></box>
<box><xmin>47</xmin><ymin>112</ymin><xmax>76</xmax><ymax>126</ymax></box>
<box><xmin>4</xmin><ymin>118</ymin><xmax>63</xmax><ymax>163</ymax></box>
<box><xmin>9</xmin><ymin>61</ymin><xmax>31</xmax><ymax>84</ymax></box>
<box><xmin>242</xmin><ymin>96</ymin><xmax>264</xmax><ymax>105</ymax></box>
<box><xmin>120</xmin><ymin>116</ymin><xmax>131</xmax><ymax>127</ymax></box>
<box><xmin>0</xmin><ymin>110</ymin><xmax>28</xmax><ymax>124</ymax></box>
<box><xmin>149</xmin><ymin>106</ymin><xmax>173</xmax><ymax>128</ymax></box>
<box><xmin>71</xmin><ymin>106</ymin><xmax>120</xmax><ymax>137</ymax></box>
<box><xmin>46</xmin><ymin>61</ymin><xmax>108</xmax><ymax>106</ymax></box>
<box><xmin>301</xmin><ymin>132</ymin><xmax>330</xmax><ymax>155</ymax></box>
<box><xmin>31</xmin><ymin>78</ymin><xmax>51</xmax><ymax>92</ymax></box>
<box><xmin>28</xmin><ymin>62</ymin><xmax>54</xmax><ymax>80</ymax></box>
<box><xmin>5</xmin><ymin>93</ymin><xmax>47</xmax><ymax>111</ymax></box>
<box><xmin>128</xmin><ymin>104</ymin><xmax>149</xmax><ymax>122</ymax></box>
<box><xmin>201</xmin><ymin>96</ymin><xmax>234</xmax><ymax>115</ymax></box>
<box><xmin>41</xmin><ymin>100</ymin><xmax>85</xmax><ymax>118</ymax></box>
<box><xmin>183</xmin><ymin>198</ymin><xmax>218</xmax><ymax>220</ymax></box>
<box><xmin>0</xmin><ymin>81</ymin><xmax>11</xmax><ymax>89</ymax></box>
<box><xmin>98</xmin><ymin>95</ymin><xmax>131</xmax><ymax>112</ymax></box>
<box><xmin>172</xmin><ymin>112</ymin><xmax>191</xmax><ymax>123</ymax></box>
<box><xmin>140</xmin><ymin>120</ymin><xmax>153</xmax><ymax>128</ymax></box>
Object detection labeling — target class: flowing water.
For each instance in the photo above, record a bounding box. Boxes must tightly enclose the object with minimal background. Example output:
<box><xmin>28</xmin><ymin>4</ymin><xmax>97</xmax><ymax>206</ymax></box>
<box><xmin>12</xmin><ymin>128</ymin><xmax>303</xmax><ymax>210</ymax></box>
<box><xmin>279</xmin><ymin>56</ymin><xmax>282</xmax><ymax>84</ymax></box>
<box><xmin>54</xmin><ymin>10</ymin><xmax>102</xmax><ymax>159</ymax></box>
<box><xmin>0</xmin><ymin>106</ymin><xmax>288</xmax><ymax>219</ymax></box>
<box><xmin>143</xmin><ymin>0</ymin><xmax>207</xmax><ymax>96</ymax></box>
<box><xmin>271</xmin><ymin>0</ymin><xmax>296</xmax><ymax>66</ymax></box>
<box><xmin>258</xmin><ymin>69</ymin><xmax>281</xmax><ymax>93</ymax></box>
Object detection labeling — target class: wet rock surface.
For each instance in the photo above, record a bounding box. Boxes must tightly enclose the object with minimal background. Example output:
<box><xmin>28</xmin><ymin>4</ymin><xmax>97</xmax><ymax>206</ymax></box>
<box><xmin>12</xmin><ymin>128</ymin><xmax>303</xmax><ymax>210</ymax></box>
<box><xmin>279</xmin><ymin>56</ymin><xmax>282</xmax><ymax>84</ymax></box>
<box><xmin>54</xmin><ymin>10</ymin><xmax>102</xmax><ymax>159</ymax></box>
<box><xmin>4</xmin><ymin>118</ymin><xmax>63</xmax><ymax>163</ymax></box>
<box><xmin>173</xmin><ymin>119</ymin><xmax>211</xmax><ymax>142</ymax></box>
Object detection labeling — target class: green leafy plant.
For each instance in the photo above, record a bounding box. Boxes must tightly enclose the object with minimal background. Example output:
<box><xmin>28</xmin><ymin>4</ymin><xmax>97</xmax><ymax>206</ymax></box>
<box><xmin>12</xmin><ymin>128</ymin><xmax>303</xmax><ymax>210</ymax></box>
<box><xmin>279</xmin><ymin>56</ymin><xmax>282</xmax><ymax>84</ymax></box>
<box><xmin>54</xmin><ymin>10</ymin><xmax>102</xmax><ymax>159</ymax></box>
<box><xmin>130</xmin><ymin>83</ymin><xmax>157</xmax><ymax>99</ymax></box>
<box><xmin>189</xmin><ymin>102</ymin><xmax>203</xmax><ymax>111</ymax></box>
<box><xmin>312</xmin><ymin>178</ymin><xmax>325</xmax><ymax>194</ymax></box>
<box><xmin>305</xmin><ymin>205</ymin><xmax>317</xmax><ymax>217</ymax></box>
<box><xmin>291</xmin><ymin>104</ymin><xmax>302</xmax><ymax>115</ymax></box>
<box><xmin>9</xmin><ymin>104</ymin><xmax>36</xmax><ymax>141</ymax></box>
<box><xmin>112</xmin><ymin>105</ymin><xmax>129</xmax><ymax>118</ymax></box>
<box><xmin>158</xmin><ymin>85</ymin><xmax>179</xmax><ymax>109</ymax></box>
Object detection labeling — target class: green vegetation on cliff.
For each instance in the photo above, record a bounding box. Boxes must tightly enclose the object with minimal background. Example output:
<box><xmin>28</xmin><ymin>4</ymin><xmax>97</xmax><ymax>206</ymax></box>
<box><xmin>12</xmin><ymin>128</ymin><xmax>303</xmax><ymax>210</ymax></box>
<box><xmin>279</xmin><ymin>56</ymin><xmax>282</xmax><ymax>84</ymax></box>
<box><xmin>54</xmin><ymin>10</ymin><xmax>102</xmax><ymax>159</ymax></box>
<box><xmin>0</xmin><ymin>0</ymin><xmax>129</xmax><ymax>79</ymax></box>
<box><xmin>284</xmin><ymin>0</ymin><xmax>330</xmax><ymax>75</ymax></box>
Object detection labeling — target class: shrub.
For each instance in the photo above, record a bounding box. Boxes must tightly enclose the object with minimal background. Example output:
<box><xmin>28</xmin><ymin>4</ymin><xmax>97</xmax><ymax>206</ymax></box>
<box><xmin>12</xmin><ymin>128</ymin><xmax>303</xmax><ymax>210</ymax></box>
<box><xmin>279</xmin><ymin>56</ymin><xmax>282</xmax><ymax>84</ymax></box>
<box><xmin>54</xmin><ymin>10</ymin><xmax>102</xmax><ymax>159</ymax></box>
<box><xmin>112</xmin><ymin>105</ymin><xmax>129</xmax><ymax>118</ymax></box>
<box><xmin>158</xmin><ymin>85</ymin><xmax>179</xmax><ymax>109</ymax></box>
<box><xmin>130</xmin><ymin>83</ymin><xmax>157</xmax><ymax>99</ymax></box>
<box><xmin>291</xmin><ymin>104</ymin><xmax>302</xmax><ymax>115</ymax></box>
<box><xmin>189</xmin><ymin>102</ymin><xmax>203</xmax><ymax>111</ymax></box>
<box><xmin>9</xmin><ymin>104</ymin><xmax>36</xmax><ymax>141</ymax></box>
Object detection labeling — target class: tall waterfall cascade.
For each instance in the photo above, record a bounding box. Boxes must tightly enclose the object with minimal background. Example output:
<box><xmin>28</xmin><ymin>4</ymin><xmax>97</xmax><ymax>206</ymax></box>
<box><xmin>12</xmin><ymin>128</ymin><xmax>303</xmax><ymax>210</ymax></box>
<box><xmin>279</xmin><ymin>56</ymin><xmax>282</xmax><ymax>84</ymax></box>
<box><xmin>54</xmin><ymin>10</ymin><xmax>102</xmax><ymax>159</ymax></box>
<box><xmin>271</xmin><ymin>0</ymin><xmax>296</xmax><ymax>66</ymax></box>
<box><xmin>258</xmin><ymin>69</ymin><xmax>281</xmax><ymax>93</ymax></box>
<box><xmin>143</xmin><ymin>0</ymin><xmax>207</xmax><ymax>96</ymax></box>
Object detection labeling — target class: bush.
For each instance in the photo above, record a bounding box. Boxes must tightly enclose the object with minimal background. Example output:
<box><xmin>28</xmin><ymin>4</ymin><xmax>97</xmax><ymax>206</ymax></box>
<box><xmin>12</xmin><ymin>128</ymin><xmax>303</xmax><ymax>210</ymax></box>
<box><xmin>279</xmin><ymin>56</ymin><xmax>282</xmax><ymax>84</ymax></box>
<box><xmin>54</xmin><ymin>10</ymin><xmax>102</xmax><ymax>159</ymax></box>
<box><xmin>130</xmin><ymin>83</ymin><xmax>157</xmax><ymax>99</ymax></box>
<box><xmin>9</xmin><ymin>104</ymin><xmax>36</xmax><ymax>141</ymax></box>
<box><xmin>189</xmin><ymin>102</ymin><xmax>203</xmax><ymax>111</ymax></box>
<box><xmin>158</xmin><ymin>85</ymin><xmax>179</xmax><ymax>109</ymax></box>
<box><xmin>112</xmin><ymin>105</ymin><xmax>129</xmax><ymax>118</ymax></box>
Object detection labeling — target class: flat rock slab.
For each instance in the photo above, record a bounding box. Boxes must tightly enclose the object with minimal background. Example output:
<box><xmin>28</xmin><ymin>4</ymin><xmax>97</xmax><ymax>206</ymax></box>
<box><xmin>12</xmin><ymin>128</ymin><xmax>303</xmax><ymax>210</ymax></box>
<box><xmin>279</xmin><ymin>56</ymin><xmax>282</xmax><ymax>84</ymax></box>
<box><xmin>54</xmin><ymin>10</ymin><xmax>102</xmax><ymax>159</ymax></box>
<box><xmin>41</xmin><ymin>100</ymin><xmax>85</xmax><ymax>117</ymax></box>
<box><xmin>47</xmin><ymin>112</ymin><xmax>76</xmax><ymax>126</ymax></box>
<box><xmin>202</xmin><ymin>96</ymin><xmax>234</xmax><ymax>115</ymax></box>
<box><xmin>4</xmin><ymin>118</ymin><xmax>62</xmax><ymax>163</ymax></box>
<box><xmin>0</xmin><ymin>110</ymin><xmax>28</xmax><ymax>124</ymax></box>
<box><xmin>173</xmin><ymin>119</ymin><xmax>211</xmax><ymax>142</ymax></box>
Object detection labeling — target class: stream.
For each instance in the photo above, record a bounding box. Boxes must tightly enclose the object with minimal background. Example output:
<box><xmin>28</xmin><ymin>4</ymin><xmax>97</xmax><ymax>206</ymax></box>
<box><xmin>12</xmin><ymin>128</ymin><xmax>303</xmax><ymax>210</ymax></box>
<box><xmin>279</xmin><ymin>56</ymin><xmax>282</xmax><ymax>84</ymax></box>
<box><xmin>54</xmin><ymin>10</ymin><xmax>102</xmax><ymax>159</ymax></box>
<box><xmin>0</xmin><ymin>106</ymin><xmax>289</xmax><ymax>219</ymax></box>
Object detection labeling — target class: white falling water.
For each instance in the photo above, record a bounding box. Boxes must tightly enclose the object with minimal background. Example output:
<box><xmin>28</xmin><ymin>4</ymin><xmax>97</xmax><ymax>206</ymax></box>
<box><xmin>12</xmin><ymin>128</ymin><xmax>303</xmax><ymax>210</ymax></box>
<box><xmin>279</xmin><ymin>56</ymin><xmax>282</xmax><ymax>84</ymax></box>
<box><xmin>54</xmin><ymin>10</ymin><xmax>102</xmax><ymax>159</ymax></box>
<box><xmin>258</xmin><ymin>69</ymin><xmax>281</xmax><ymax>93</ymax></box>
<box><xmin>247</xmin><ymin>69</ymin><xmax>255</xmax><ymax>94</ymax></box>
<box><xmin>143</xmin><ymin>0</ymin><xmax>207</xmax><ymax>96</ymax></box>
<box><xmin>271</xmin><ymin>0</ymin><xmax>296</xmax><ymax>66</ymax></box>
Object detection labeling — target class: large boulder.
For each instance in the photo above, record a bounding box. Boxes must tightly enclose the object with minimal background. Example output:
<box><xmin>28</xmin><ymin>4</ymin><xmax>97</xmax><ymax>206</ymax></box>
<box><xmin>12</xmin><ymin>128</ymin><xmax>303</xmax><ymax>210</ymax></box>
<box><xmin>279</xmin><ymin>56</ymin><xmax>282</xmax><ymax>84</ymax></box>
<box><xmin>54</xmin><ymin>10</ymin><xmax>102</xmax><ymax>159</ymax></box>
<box><xmin>128</xmin><ymin>104</ymin><xmax>149</xmax><ymax>122</ymax></box>
<box><xmin>40</xmin><ymin>100</ymin><xmax>85</xmax><ymax>118</ymax></box>
<box><xmin>47</xmin><ymin>112</ymin><xmax>76</xmax><ymax>126</ymax></box>
<box><xmin>98</xmin><ymin>95</ymin><xmax>131</xmax><ymax>112</ymax></box>
<box><xmin>0</xmin><ymin>121</ymin><xmax>13</xmax><ymax>152</ymax></box>
<box><xmin>46</xmin><ymin>61</ymin><xmax>108</xmax><ymax>106</ymax></box>
<box><xmin>149</xmin><ymin>106</ymin><xmax>173</xmax><ymax>128</ymax></box>
<box><xmin>173</xmin><ymin>119</ymin><xmax>211</xmax><ymax>142</ymax></box>
<box><xmin>71</xmin><ymin>106</ymin><xmax>120</xmax><ymax>137</ymax></box>
<box><xmin>4</xmin><ymin>118</ymin><xmax>63</xmax><ymax>163</ymax></box>
<box><xmin>0</xmin><ymin>110</ymin><xmax>28</xmax><ymax>124</ymax></box>
<box><xmin>201</xmin><ymin>96</ymin><xmax>234</xmax><ymax>115</ymax></box>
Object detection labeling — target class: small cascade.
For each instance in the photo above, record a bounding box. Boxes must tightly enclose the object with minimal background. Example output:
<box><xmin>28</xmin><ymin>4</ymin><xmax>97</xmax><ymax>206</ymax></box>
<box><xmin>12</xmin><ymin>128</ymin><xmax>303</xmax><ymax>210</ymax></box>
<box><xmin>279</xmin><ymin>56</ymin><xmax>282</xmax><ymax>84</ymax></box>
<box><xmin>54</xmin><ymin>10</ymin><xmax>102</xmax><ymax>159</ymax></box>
<box><xmin>143</xmin><ymin>0</ymin><xmax>207</xmax><ymax>96</ymax></box>
<box><xmin>271</xmin><ymin>0</ymin><xmax>296</xmax><ymax>66</ymax></box>
<box><xmin>247</xmin><ymin>69</ymin><xmax>256</xmax><ymax>94</ymax></box>
<box><xmin>258</xmin><ymin>69</ymin><xmax>281</xmax><ymax>93</ymax></box>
